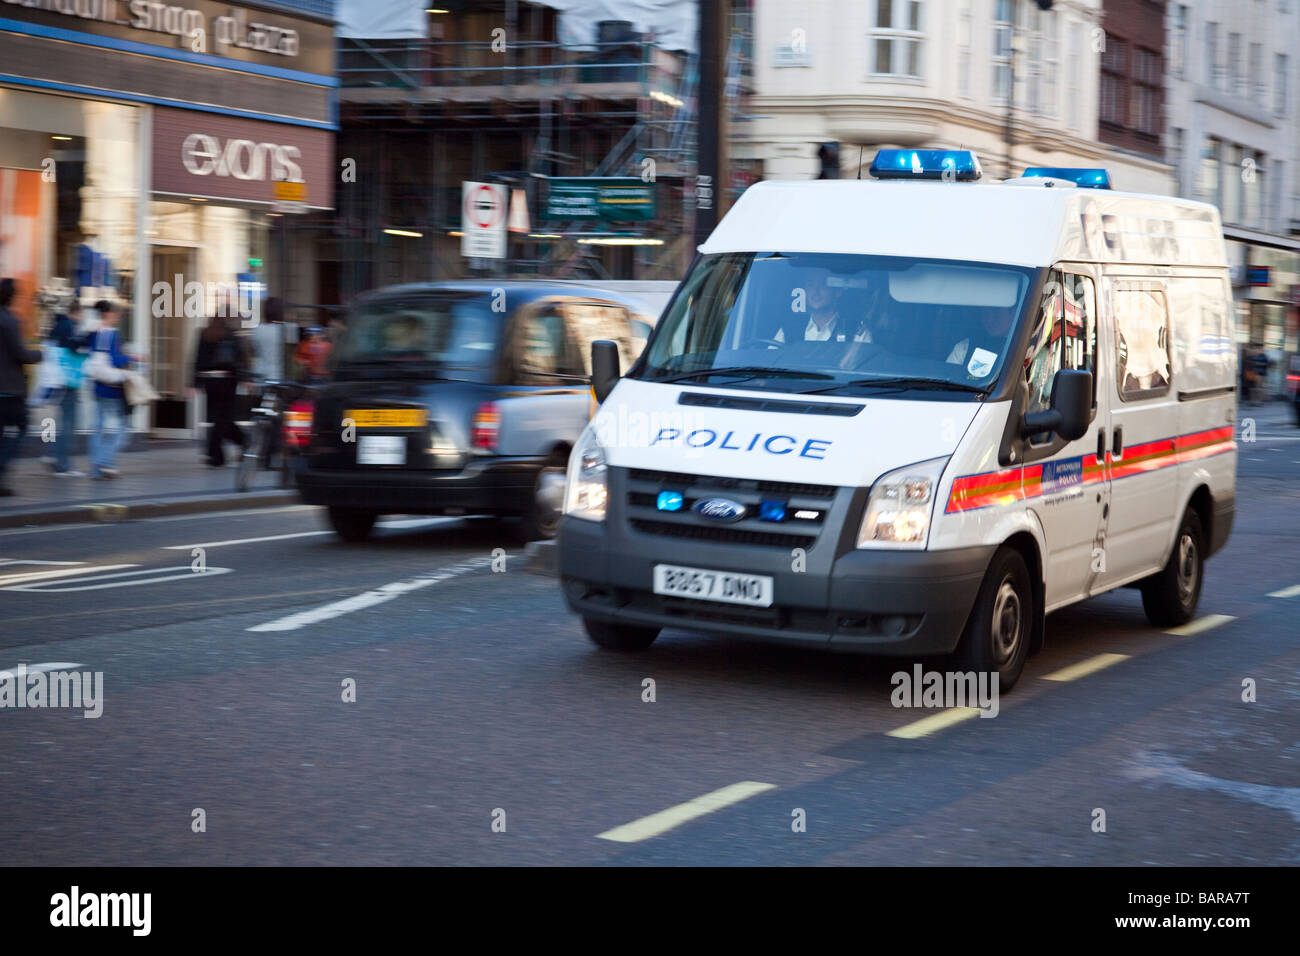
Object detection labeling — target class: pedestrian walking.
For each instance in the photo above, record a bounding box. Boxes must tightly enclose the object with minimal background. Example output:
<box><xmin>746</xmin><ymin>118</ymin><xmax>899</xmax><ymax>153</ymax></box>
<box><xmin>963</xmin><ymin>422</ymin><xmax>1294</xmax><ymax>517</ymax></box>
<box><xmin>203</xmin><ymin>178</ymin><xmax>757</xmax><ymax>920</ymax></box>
<box><xmin>86</xmin><ymin>300</ymin><xmax>132</xmax><ymax>480</ymax></box>
<box><xmin>294</xmin><ymin>325</ymin><xmax>331</xmax><ymax>383</ymax></box>
<box><xmin>194</xmin><ymin>312</ymin><xmax>249</xmax><ymax>467</ymax></box>
<box><xmin>0</xmin><ymin>278</ymin><xmax>43</xmax><ymax>496</ymax></box>
<box><xmin>48</xmin><ymin>299</ymin><xmax>89</xmax><ymax>476</ymax></box>
<box><xmin>250</xmin><ymin>296</ymin><xmax>286</xmax><ymax>384</ymax></box>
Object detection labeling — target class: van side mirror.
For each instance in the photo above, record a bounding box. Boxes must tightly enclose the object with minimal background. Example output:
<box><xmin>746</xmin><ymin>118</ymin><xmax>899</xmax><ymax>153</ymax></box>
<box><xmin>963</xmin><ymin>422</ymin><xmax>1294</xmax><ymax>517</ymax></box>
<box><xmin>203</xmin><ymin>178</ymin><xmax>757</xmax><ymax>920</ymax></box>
<box><xmin>1021</xmin><ymin>369</ymin><xmax>1092</xmax><ymax>442</ymax></box>
<box><xmin>591</xmin><ymin>340</ymin><xmax>620</xmax><ymax>403</ymax></box>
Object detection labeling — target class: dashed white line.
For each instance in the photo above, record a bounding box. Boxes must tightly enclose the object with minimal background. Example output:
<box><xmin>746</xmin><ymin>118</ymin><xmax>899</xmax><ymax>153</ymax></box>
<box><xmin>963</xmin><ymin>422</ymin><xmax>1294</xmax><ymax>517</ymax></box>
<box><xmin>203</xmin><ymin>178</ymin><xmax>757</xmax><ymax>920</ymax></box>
<box><xmin>1267</xmin><ymin>584</ymin><xmax>1300</xmax><ymax>599</ymax></box>
<box><xmin>0</xmin><ymin>564</ymin><xmax>135</xmax><ymax>587</ymax></box>
<box><xmin>247</xmin><ymin>557</ymin><xmax>493</xmax><ymax>632</ymax></box>
<box><xmin>164</xmin><ymin>531</ymin><xmax>331</xmax><ymax>550</ymax></box>
<box><xmin>1165</xmin><ymin>614</ymin><xmax>1235</xmax><ymax>637</ymax></box>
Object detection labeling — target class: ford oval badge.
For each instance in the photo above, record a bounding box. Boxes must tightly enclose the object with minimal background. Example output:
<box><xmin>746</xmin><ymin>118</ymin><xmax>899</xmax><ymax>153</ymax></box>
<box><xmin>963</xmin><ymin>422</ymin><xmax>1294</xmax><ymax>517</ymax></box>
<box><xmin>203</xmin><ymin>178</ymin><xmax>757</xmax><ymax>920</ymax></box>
<box><xmin>693</xmin><ymin>497</ymin><xmax>747</xmax><ymax>522</ymax></box>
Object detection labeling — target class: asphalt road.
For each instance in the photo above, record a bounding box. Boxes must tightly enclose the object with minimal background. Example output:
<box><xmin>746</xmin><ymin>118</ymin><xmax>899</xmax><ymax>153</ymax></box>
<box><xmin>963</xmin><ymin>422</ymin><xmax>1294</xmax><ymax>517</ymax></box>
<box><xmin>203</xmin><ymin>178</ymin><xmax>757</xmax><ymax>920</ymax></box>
<box><xmin>1</xmin><ymin>417</ymin><xmax>1297</xmax><ymax>866</ymax></box>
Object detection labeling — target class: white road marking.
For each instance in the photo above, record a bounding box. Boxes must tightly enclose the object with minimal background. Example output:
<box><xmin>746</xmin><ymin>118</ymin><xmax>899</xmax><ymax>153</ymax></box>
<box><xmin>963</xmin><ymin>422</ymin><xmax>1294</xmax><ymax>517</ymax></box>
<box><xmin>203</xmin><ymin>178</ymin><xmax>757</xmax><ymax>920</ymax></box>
<box><xmin>1267</xmin><ymin>584</ymin><xmax>1300</xmax><ymax>599</ymax></box>
<box><xmin>165</xmin><ymin>517</ymin><xmax>457</xmax><ymax>550</ymax></box>
<box><xmin>596</xmin><ymin>782</ymin><xmax>776</xmax><ymax>843</ymax></box>
<box><xmin>4</xmin><ymin>566</ymin><xmax>232</xmax><ymax>592</ymax></box>
<box><xmin>0</xmin><ymin>564</ymin><xmax>134</xmax><ymax>587</ymax></box>
<box><xmin>1041</xmin><ymin>652</ymin><xmax>1130</xmax><ymax>682</ymax></box>
<box><xmin>1165</xmin><ymin>613</ymin><xmax>1235</xmax><ymax>637</ymax></box>
<box><xmin>0</xmin><ymin>559</ymin><xmax>81</xmax><ymax>567</ymax></box>
<box><xmin>163</xmin><ymin>531</ymin><xmax>331</xmax><ymax>550</ymax></box>
<box><xmin>247</xmin><ymin>558</ymin><xmax>493</xmax><ymax>632</ymax></box>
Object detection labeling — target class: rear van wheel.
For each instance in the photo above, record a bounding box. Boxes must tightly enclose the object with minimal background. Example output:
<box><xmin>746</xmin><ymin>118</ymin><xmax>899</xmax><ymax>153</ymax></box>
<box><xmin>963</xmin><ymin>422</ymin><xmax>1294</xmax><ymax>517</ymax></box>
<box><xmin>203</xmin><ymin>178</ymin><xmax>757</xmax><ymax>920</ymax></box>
<box><xmin>327</xmin><ymin>507</ymin><xmax>377</xmax><ymax>543</ymax></box>
<box><xmin>583</xmin><ymin>617</ymin><xmax>660</xmax><ymax>651</ymax></box>
<box><xmin>953</xmin><ymin>547</ymin><xmax>1033</xmax><ymax>693</ymax></box>
<box><xmin>1140</xmin><ymin>508</ymin><xmax>1204</xmax><ymax>627</ymax></box>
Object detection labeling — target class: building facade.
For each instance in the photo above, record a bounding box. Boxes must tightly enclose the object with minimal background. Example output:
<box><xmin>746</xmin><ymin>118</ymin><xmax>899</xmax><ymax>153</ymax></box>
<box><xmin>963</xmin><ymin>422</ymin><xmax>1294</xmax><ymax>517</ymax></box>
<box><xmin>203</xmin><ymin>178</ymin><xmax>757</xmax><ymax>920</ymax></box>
<box><xmin>741</xmin><ymin>0</ymin><xmax>1173</xmax><ymax>192</ymax></box>
<box><xmin>1097</xmin><ymin>0</ymin><xmax>1165</xmax><ymax>160</ymax></box>
<box><xmin>1163</xmin><ymin>0</ymin><xmax>1300</xmax><ymax>380</ymax></box>
<box><xmin>0</xmin><ymin>0</ymin><xmax>336</xmax><ymax>435</ymax></box>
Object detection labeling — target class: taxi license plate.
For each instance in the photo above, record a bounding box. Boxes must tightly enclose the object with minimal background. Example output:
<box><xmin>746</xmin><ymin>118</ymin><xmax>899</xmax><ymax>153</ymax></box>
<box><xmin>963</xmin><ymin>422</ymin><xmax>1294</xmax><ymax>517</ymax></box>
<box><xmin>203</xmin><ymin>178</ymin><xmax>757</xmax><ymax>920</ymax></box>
<box><xmin>346</xmin><ymin>408</ymin><xmax>427</xmax><ymax>428</ymax></box>
<box><xmin>356</xmin><ymin>435</ymin><xmax>406</xmax><ymax>465</ymax></box>
<box><xmin>653</xmin><ymin>564</ymin><xmax>773</xmax><ymax>607</ymax></box>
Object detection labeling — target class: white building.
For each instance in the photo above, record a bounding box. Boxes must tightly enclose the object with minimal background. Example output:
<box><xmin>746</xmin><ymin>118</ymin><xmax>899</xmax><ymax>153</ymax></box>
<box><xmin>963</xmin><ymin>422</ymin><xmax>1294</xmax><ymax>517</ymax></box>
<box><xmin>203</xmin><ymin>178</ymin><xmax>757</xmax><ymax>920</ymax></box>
<box><xmin>737</xmin><ymin>0</ymin><xmax>1173</xmax><ymax>193</ymax></box>
<box><xmin>1163</xmin><ymin>0</ymin><xmax>1300</xmax><ymax>367</ymax></box>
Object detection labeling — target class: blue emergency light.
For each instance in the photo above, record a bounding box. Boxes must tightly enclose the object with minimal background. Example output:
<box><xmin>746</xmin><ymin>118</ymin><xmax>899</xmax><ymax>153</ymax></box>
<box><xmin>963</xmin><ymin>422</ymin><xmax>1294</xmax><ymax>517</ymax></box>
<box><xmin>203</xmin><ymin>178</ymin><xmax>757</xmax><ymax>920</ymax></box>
<box><xmin>1021</xmin><ymin>167</ymin><xmax>1112</xmax><ymax>189</ymax></box>
<box><xmin>656</xmin><ymin>491</ymin><xmax>684</xmax><ymax>512</ymax></box>
<box><xmin>868</xmin><ymin>149</ymin><xmax>982</xmax><ymax>182</ymax></box>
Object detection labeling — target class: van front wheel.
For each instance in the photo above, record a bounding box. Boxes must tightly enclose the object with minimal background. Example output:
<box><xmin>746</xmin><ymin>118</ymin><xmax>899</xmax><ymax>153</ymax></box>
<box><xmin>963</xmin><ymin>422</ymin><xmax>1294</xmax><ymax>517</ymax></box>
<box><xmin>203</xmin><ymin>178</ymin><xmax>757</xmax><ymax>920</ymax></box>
<box><xmin>953</xmin><ymin>547</ymin><xmax>1033</xmax><ymax>692</ymax></box>
<box><xmin>1140</xmin><ymin>509</ymin><xmax>1204</xmax><ymax>627</ymax></box>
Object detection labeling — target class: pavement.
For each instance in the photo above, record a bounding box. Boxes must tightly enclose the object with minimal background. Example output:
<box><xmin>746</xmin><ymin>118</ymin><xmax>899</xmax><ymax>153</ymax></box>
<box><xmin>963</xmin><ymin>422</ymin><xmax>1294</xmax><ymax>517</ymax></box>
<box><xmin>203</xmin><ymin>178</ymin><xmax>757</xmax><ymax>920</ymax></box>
<box><xmin>0</xmin><ymin>440</ymin><xmax>295</xmax><ymax>529</ymax></box>
<box><xmin>0</xmin><ymin>402</ymin><xmax>1296</xmax><ymax>866</ymax></box>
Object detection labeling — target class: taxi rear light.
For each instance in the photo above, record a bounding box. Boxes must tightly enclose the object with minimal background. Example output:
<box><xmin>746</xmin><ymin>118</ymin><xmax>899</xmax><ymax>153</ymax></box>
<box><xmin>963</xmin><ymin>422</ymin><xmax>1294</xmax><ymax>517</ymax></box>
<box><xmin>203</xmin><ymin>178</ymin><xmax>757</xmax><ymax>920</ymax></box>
<box><xmin>283</xmin><ymin>400</ymin><xmax>313</xmax><ymax>448</ymax></box>
<box><xmin>471</xmin><ymin>402</ymin><xmax>500</xmax><ymax>451</ymax></box>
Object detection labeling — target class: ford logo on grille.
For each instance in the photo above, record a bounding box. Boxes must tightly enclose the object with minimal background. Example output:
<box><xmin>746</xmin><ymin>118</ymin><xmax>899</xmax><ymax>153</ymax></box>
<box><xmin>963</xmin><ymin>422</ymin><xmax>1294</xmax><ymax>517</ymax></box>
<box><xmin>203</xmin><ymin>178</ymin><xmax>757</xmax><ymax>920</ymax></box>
<box><xmin>693</xmin><ymin>497</ymin><xmax>747</xmax><ymax>522</ymax></box>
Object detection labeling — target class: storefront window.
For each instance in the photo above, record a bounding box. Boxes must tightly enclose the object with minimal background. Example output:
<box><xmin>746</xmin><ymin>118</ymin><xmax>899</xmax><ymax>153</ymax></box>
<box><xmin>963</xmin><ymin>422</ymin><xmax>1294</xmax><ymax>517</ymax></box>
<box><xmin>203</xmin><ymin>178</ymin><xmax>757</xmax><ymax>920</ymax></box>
<box><xmin>0</xmin><ymin>88</ymin><xmax>138</xmax><ymax>338</ymax></box>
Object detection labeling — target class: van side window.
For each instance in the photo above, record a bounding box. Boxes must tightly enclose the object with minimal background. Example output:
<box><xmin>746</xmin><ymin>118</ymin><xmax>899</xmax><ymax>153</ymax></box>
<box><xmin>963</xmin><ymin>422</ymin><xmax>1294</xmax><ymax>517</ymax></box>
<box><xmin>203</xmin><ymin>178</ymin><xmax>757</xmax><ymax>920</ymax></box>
<box><xmin>1114</xmin><ymin>286</ymin><xmax>1171</xmax><ymax>399</ymax></box>
<box><xmin>1023</xmin><ymin>271</ymin><xmax>1097</xmax><ymax>440</ymax></box>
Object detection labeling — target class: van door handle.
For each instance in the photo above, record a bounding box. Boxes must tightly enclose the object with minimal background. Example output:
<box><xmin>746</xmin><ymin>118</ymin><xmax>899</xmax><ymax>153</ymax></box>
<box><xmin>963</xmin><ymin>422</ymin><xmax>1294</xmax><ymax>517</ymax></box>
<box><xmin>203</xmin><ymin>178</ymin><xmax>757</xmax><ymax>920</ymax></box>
<box><xmin>1097</xmin><ymin>428</ymin><xmax>1106</xmax><ymax>461</ymax></box>
<box><xmin>1112</xmin><ymin>426</ymin><xmax>1124</xmax><ymax>457</ymax></box>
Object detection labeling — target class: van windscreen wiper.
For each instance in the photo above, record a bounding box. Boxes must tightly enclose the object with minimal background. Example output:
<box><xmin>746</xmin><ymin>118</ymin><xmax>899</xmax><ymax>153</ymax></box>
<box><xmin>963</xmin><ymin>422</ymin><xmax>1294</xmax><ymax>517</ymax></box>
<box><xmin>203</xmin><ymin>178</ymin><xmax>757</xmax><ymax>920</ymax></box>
<box><xmin>651</xmin><ymin>366</ymin><xmax>836</xmax><ymax>383</ymax></box>
<box><xmin>802</xmin><ymin>376</ymin><xmax>990</xmax><ymax>395</ymax></box>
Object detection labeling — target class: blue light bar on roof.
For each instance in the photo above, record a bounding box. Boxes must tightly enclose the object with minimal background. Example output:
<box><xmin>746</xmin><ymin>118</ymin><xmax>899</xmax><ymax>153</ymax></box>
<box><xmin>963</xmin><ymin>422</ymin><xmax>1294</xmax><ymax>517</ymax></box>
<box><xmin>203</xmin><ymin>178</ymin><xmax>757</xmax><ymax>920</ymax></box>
<box><xmin>868</xmin><ymin>149</ymin><xmax>982</xmax><ymax>182</ymax></box>
<box><xmin>1021</xmin><ymin>167</ymin><xmax>1112</xmax><ymax>189</ymax></box>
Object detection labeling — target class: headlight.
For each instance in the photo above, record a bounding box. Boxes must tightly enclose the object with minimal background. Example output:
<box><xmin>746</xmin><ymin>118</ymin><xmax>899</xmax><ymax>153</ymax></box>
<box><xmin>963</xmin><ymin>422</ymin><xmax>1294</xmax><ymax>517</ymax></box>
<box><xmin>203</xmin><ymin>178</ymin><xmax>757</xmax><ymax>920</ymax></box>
<box><xmin>856</xmin><ymin>457</ymin><xmax>949</xmax><ymax>549</ymax></box>
<box><xmin>562</xmin><ymin>427</ymin><xmax>608</xmax><ymax>522</ymax></box>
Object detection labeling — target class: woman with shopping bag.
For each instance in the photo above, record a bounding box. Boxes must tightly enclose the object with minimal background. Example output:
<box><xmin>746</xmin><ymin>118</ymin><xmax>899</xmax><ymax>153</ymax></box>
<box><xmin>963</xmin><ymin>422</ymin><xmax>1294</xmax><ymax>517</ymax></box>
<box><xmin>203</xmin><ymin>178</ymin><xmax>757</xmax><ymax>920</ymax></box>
<box><xmin>44</xmin><ymin>301</ymin><xmax>89</xmax><ymax>476</ymax></box>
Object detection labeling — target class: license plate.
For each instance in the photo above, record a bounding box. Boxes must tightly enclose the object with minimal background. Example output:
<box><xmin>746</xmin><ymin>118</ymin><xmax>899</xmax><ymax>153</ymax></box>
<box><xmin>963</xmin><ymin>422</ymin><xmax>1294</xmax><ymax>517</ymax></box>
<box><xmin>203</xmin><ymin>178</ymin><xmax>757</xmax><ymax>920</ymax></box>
<box><xmin>356</xmin><ymin>435</ymin><xmax>406</xmax><ymax>465</ymax></box>
<box><xmin>346</xmin><ymin>408</ymin><xmax>426</xmax><ymax>428</ymax></box>
<box><xmin>652</xmin><ymin>564</ymin><xmax>774</xmax><ymax>607</ymax></box>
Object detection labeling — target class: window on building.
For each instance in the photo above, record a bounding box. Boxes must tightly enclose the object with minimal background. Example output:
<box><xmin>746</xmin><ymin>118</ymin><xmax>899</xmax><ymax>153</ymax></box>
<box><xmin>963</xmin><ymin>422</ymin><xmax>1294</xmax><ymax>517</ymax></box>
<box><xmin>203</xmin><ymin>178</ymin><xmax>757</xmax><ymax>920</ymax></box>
<box><xmin>1223</xmin><ymin>144</ymin><xmax>1242</xmax><ymax>223</ymax></box>
<box><xmin>1169</xmin><ymin>127</ymin><xmax>1185</xmax><ymax>190</ymax></box>
<box><xmin>1131</xmin><ymin>47</ymin><xmax>1162</xmax><ymax>136</ymax></box>
<box><xmin>1228</xmin><ymin>32</ymin><xmax>1241</xmax><ymax>94</ymax></box>
<box><xmin>1275</xmin><ymin>53</ymin><xmax>1288</xmax><ymax>115</ymax></box>
<box><xmin>1244</xmin><ymin>149</ymin><xmax>1264</xmax><ymax>226</ymax></box>
<box><xmin>1114</xmin><ymin>287</ymin><xmax>1171</xmax><ymax>399</ymax></box>
<box><xmin>1170</xmin><ymin>5</ymin><xmax>1188</xmax><ymax>77</ymax></box>
<box><xmin>1041</xmin><ymin>12</ymin><xmax>1059</xmax><ymax>116</ymax></box>
<box><xmin>1066</xmin><ymin>21</ymin><xmax>1082</xmax><ymax>128</ymax></box>
<box><xmin>870</xmin><ymin>0</ymin><xmax>924</xmax><ymax>77</ymax></box>
<box><xmin>1205</xmin><ymin>22</ymin><xmax>1219</xmax><ymax>87</ymax></box>
<box><xmin>992</xmin><ymin>0</ymin><xmax>1013</xmax><ymax>103</ymax></box>
<box><xmin>1250</xmin><ymin>43</ymin><xmax>1263</xmax><ymax>104</ymax></box>
<box><xmin>1099</xmin><ymin>34</ymin><xmax>1127</xmax><ymax>127</ymax></box>
<box><xmin>1198</xmin><ymin>137</ymin><xmax>1222</xmax><ymax>206</ymax></box>
<box><xmin>957</xmin><ymin>0</ymin><xmax>972</xmax><ymax>97</ymax></box>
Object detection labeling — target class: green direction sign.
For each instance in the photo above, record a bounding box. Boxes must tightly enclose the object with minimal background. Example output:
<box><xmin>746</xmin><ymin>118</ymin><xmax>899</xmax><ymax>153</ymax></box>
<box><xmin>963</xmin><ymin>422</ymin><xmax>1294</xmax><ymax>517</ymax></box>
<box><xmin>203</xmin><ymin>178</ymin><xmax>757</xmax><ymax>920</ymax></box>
<box><xmin>546</xmin><ymin>177</ymin><xmax>656</xmax><ymax>223</ymax></box>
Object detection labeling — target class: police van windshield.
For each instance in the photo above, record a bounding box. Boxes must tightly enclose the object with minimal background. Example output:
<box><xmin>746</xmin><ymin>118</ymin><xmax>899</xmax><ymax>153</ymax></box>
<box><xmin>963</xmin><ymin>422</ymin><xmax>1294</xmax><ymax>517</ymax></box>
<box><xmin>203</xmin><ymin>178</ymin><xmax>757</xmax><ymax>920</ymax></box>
<box><xmin>335</xmin><ymin>293</ymin><xmax>501</xmax><ymax>380</ymax></box>
<box><xmin>638</xmin><ymin>252</ymin><xmax>1038</xmax><ymax>395</ymax></box>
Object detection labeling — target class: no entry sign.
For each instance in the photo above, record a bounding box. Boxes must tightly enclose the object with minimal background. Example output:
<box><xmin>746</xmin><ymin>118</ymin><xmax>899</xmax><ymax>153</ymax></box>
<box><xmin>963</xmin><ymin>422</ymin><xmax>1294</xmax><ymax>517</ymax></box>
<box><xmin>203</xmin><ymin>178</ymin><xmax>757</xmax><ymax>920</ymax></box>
<box><xmin>462</xmin><ymin>181</ymin><xmax>507</xmax><ymax>259</ymax></box>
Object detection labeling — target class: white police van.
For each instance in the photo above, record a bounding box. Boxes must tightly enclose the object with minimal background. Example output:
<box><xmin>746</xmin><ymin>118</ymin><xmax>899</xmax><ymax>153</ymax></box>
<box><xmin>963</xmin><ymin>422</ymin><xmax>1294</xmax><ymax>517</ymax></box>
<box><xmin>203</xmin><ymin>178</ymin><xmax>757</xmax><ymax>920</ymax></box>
<box><xmin>558</xmin><ymin>150</ymin><xmax>1236</xmax><ymax>690</ymax></box>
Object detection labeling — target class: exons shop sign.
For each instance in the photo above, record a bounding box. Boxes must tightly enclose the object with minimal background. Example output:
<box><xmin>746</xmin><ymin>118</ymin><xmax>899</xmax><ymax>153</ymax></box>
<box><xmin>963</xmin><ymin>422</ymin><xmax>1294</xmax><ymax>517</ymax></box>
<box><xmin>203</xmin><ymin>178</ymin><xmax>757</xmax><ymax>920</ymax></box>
<box><xmin>181</xmin><ymin>133</ymin><xmax>303</xmax><ymax>183</ymax></box>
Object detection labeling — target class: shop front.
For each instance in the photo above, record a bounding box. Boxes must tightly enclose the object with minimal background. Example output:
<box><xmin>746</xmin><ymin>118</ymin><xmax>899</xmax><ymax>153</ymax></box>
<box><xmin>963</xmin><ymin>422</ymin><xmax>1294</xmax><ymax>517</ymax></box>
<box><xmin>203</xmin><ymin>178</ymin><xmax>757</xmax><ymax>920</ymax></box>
<box><xmin>1226</xmin><ymin>234</ymin><xmax>1300</xmax><ymax>399</ymax></box>
<box><xmin>0</xmin><ymin>0</ymin><xmax>335</xmax><ymax>436</ymax></box>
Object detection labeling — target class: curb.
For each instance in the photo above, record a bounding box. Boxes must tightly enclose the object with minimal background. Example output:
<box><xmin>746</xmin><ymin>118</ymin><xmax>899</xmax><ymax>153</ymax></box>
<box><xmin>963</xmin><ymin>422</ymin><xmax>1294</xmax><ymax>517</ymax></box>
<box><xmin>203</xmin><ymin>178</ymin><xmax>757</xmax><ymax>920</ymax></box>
<box><xmin>0</xmin><ymin>490</ymin><xmax>299</xmax><ymax>529</ymax></box>
<box><xmin>524</xmin><ymin>538</ymin><xmax>557</xmax><ymax>575</ymax></box>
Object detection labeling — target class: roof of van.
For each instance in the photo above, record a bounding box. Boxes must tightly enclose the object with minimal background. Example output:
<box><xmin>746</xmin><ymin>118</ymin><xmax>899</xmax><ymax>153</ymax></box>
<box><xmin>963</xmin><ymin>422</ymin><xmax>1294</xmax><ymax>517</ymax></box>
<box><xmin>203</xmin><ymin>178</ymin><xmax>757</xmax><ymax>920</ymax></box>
<box><xmin>699</xmin><ymin>178</ymin><xmax>1227</xmax><ymax>269</ymax></box>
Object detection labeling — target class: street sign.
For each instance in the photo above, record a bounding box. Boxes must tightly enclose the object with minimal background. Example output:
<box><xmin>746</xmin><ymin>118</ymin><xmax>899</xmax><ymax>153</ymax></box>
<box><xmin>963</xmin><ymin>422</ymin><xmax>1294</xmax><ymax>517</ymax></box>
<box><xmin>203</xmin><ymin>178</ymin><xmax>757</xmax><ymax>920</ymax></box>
<box><xmin>271</xmin><ymin>180</ymin><xmax>308</xmax><ymax>214</ymax></box>
<box><xmin>462</xmin><ymin>181</ymin><xmax>508</xmax><ymax>259</ymax></box>
<box><xmin>545</xmin><ymin>178</ymin><xmax>656</xmax><ymax>223</ymax></box>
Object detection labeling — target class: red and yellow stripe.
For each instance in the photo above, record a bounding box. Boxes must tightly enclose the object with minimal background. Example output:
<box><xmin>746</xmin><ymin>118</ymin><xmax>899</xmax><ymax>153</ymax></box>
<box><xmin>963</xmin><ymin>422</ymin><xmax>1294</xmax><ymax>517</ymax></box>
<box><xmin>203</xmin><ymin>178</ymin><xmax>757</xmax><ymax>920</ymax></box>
<box><xmin>944</xmin><ymin>425</ymin><xmax>1234</xmax><ymax>514</ymax></box>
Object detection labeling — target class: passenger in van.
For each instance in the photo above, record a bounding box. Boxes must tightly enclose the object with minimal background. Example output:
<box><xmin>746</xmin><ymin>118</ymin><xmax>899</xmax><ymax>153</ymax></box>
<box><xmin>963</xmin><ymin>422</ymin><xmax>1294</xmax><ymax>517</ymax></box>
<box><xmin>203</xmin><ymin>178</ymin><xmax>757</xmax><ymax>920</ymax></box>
<box><xmin>945</xmin><ymin>306</ymin><xmax>1015</xmax><ymax>371</ymax></box>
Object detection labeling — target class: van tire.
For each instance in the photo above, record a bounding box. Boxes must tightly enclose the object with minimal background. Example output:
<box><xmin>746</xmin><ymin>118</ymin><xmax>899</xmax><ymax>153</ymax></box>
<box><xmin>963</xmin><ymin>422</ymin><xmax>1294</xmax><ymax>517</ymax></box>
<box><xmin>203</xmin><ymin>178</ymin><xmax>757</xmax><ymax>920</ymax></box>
<box><xmin>583</xmin><ymin>617</ymin><xmax>660</xmax><ymax>651</ymax></box>
<box><xmin>327</xmin><ymin>507</ymin><xmax>377</xmax><ymax>543</ymax></box>
<box><xmin>953</xmin><ymin>547</ymin><xmax>1032</xmax><ymax>693</ymax></box>
<box><xmin>1140</xmin><ymin>508</ymin><xmax>1204</xmax><ymax>627</ymax></box>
